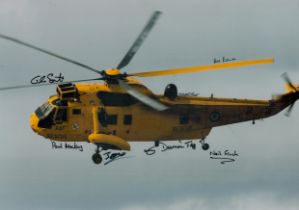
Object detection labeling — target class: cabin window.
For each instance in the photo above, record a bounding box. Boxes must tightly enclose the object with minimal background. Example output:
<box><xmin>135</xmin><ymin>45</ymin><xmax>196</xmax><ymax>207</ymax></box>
<box><xmin>124</xmin><ymin>115</ymin><xmax>132</xmax><ymax>125</ymax></box>
<box><xmin>179</xmin><ymin>114</ymin><xmax>189</xmax><ymax>124</ymax></box>
<box><xmin>97</xmin><ymin>92</ymin><xmax>138</xmax><ymax>106</ymax></box>
<box><xmin>72</xmin><ymin>108</ymin><xmax>81</xmax><ymax>115</ymax></box>
<box><xmin>98</xmin><ymin>109</ymin><xmax>108</xmax><ymax>127</ymax></box>
<box><xmin>97</xmin><ymin>109</ymin><xmax>117</xmax><ymax>126</ymax></box>
<box><xmin>55</xmin><ymin>108</ymin><xmax>67</xmax><ymax>123</ymax></box>
<box><xmin>107</xmin><ymin>115</ymin><xmax>117</xmax><ymax>125</ymax></box>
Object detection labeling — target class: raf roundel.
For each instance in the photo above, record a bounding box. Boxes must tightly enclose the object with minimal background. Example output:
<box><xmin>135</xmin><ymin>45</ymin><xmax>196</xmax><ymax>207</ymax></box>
<box><xmin>209</xmin><ymin>111</ymin><xmax>221</xmax><ymax>122</ymax></box>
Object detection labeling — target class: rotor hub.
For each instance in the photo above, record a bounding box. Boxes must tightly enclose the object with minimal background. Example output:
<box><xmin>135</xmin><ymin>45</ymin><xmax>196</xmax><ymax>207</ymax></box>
<box><xmin>104</xmin><ymin>68</ymin><xmax>121</xmax><ymax>76</ymax></box>
<box><xmin>100</xmin><ymin>68</ymin><xmax>127</xmax><ymax>84</ymax></box>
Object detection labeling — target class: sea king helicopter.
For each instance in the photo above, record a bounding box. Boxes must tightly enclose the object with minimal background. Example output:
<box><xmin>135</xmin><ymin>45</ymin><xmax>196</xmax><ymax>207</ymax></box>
<box><xmin>0</xmin><ymin>11</ymin><xmax>297</xmax><ymax>164</ymax></box>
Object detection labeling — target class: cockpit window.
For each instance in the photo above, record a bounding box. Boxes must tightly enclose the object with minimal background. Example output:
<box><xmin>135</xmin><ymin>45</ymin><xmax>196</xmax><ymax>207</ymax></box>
<box><xmin>35</xmin><ymin>102</ymin><xmax>68</xmax><ymax>128</ymax></box>
<box><xmin>35</xmin><ymin>102</ymin><xmax>54</xmax><ymax>120</ymax></box>
<box><xmin>35</xmin><ymin>102</ymin><xmax>56</xmax><ymax>128</ymax></box>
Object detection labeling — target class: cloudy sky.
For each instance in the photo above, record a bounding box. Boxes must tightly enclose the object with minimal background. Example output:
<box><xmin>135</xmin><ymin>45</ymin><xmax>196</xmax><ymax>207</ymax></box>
<box><xmin>0</xmin><ymin>0</ymin><xmax>299</xmax><ymax>209</ymax></box>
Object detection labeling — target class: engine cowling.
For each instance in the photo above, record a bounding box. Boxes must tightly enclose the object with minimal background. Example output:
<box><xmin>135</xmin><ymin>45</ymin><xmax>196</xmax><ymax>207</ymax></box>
<box><xmin>164</xmin><ymin>84</ymin><xmax>178</xmax><ymax>100</ymax></box>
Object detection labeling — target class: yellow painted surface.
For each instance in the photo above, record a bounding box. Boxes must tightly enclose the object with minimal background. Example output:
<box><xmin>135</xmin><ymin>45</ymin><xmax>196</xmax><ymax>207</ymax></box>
<box><xmin>30</xmin><ymin>80</ymin><xmax>293</xmax><ymax>149</ymax></box>
<box><xmin>130</xmin><ymin>58</ymin><xmax>274</xmax><ymax>77</ymax></box>
<box><xmin>88</xmin><ymin>133</ymin><xmax>131</xmax><ymax>150</ymax></box>
<box><xmin>105</xmin><ymin>68</ymin><xmax>121</xmax><ymax>76</ymax></box>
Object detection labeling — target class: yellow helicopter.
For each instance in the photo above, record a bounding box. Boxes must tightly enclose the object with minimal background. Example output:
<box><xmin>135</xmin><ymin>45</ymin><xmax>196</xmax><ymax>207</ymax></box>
<box><xmin>0</xmin><ymin>11</ymin><xmax>297</xmax><ymax>164</ymax></box>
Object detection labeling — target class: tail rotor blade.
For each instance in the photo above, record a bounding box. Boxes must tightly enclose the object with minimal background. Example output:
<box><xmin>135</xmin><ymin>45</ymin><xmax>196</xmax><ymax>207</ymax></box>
<box><xmin>285</xmin><ymin>102</ymin><xmax>295</xmax><ymax>117</ymax></box>
<box><xmin>281</xmin><ymin>72</ymin><xmax>296</xmax><ymax>91</ymax></box>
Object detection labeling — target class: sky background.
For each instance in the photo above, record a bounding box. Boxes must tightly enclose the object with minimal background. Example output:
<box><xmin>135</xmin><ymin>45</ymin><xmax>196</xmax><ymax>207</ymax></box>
<box><xmin>0</xmin><ymin>0</ymin><xmax>299</xmax><ymax>209</ymax></box>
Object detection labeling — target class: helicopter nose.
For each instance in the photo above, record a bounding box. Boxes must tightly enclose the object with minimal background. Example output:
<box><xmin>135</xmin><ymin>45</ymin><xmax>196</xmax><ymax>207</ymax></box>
<box><xmin>29</xmin><ymin>113</ymin><xmax>40</xmax><ymax>134</ymax></box>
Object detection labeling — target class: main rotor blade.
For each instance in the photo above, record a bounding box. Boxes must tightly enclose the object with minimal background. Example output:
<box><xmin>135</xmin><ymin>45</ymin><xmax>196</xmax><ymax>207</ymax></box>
<box><xmin>0</xmin><ymin>78</ymin><xmax>103</xmax><ymax>91</ymax></box>
<box><xmin>118</xmin><ymin>79</ymin><xmax>168</xmax><ymax>111</ymax></box>
<box><xmin>129</xmin><ymin>58</ymin><xmax>274</xmax><ymax>77</ymax></box>
<box><xmin>116</xmin><ymin>11</ymin><xmax>162</xmax><ymax>70</ymax></box>
<box><xmin>0</xmin><ymin>34</ymin><xmax>100</xmax><ymax>74</ymax></box>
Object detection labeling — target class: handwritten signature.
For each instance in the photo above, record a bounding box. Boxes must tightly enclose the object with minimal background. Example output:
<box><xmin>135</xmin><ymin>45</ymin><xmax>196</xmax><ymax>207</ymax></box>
<box><xmin>179</xmin><ymin>92</ymin><xmax>199</xmax><ymax>96</ymax></box>
<box><xmin>209</xmin><ymin>150</ymin><xmax>239</xmax><ymax>164</ymax></box>
<box><xmin>31</xmin><ymin>73</ymin><xmax>64</xmax><ymax>84</ymax></box>
<box><xmin>144</xmin><ymin>141</ymin><xmax>196</xmax><ymax>155</ymax></box>
<box><xmin>102</xmin><ymin>151</ymin><xmax>130</xmax><ymax>165</ymax></box>
<box><xmin>213</xmin><ymin>56</ymin><xmax>237</xmax><ymax>64</ymax></box>
<box><xmin>51</xmin><ymin>141</ymin><xmax>83</xmax><ymax>152</ymax></box>
<box><xmin>51</xmin><ymin>140</ymin><xmax>239</xmax><ymax>165</ymax></box>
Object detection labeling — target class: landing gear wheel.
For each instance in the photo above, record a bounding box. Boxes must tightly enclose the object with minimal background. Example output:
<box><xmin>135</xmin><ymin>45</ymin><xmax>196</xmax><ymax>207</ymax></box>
<box><xmin>92</xmin><ymin>153</ymin><xmax>102</xmax><ymax>164</ymax></box>
<box><xmin>201</xmin><ymin>143</ymin><xmax>209</xmax><ymax>151</ymax></box>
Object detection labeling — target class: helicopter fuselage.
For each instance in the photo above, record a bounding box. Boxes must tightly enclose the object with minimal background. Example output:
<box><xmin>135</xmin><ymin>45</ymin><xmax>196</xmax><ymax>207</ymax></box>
<box><xmin>29</xmin><ymin>81</ymin><xmax>296</xmax><ymax>146</ymax></box>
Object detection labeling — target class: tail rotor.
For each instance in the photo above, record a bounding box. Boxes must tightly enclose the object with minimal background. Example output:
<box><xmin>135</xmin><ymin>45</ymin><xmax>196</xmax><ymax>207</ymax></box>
<box><xmin>281</xmin><ymin>72</ymin><xmax>298</xmax><ymax>117</ymax></box>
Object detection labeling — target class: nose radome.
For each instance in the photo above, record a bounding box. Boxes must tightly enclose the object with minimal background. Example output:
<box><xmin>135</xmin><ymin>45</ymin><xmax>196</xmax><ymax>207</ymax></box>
<box><xmin>29</xmin><ymin>113</ymin><xmax>39</xmax><ymax>133</ymax></box>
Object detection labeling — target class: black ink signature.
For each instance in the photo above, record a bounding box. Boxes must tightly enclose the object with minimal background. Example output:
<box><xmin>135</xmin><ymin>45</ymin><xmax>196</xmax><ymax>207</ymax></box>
<box><xmin>210</xmin><ymin>156</ymin><xmax>235</xmax><ymax>164</ymax></box>
<box><xmin>103</xmin><ymin>151</ymin><xmax>130</xmax><ymax>165</ymax></box>
<box><xmin>144</xmin><ymin>141</ymin><xmax>196</xmax><ymax>155</ymax></box>
<box><xmin>213</xmin><ymin>57</ymin><xmax>237</xmax><ymax>64</ymax></box>
<box><xmin>179</xmin><ymin>92</ymin><xmax>199</xmax><ymax>96</ymax></box>
<box><xmin>209</xmin><ymin>149</ymin><xmax>238</xmax><ymax>164</ymax></box>
<box><xmin>31</xmin><ymin>73</ymin><xmax>64</xmax><ymax>84</ymax></box>
<box><xmin>51</xmin><ymin>141</ymin><xmax>83</xmax><ymax>152</ymax></box>
<box><xmin>51</xmin><ymin>141</ymin><xmax>63</xmax><ymax>149</ymax></box>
